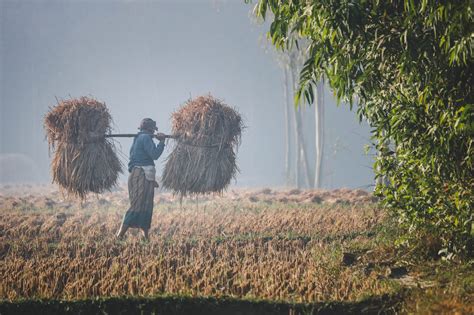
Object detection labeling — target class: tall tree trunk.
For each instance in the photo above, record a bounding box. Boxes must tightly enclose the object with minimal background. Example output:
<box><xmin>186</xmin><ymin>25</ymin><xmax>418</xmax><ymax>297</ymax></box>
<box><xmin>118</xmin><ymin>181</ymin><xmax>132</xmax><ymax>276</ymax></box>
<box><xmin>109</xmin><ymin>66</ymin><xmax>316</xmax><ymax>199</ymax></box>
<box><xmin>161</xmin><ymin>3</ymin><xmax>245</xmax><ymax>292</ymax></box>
<box><xmin>288</xmin><ymin>65</ymin><xmax>301</xmax><ymax>188</ymax></box>
<box><xmin>283</xmin><ymin>67</ymin><xmax>291</xmax><ymax>186</ymax></box>
<box><xmin>314</xmin><ymin>79</ymin><xmax>325</xmax><ymax>188</ymax></box>
<box><xmin>289</xmin><ymin>58</ymin><xmax>312</xmax><ymax>188</ymax></box>
<box><xmin>297</xmin><ymin>109</ymin><xmax>312</xmax><ymax>188</ymax></box>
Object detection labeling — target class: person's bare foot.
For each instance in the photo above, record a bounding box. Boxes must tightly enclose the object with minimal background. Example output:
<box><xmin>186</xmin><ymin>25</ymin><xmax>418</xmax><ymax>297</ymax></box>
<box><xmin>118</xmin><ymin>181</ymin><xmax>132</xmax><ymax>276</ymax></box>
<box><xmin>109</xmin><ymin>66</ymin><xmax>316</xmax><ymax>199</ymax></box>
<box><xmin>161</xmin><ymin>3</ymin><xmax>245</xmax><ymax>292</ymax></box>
<box><xmin>116</xmin><ymin>224</ymin><xmax>129</xmax><ymax>239</ymax></box>
<box><xmin>142</xmin><ymin>229</ymin><xmax>149</xmax><ymax>241</ymax></box>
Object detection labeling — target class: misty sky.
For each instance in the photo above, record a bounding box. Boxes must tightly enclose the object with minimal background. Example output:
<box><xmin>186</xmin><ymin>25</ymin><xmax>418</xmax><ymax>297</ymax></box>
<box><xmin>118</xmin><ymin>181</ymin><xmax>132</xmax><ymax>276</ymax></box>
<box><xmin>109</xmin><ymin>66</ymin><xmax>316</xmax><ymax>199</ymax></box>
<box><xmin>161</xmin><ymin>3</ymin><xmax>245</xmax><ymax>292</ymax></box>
<box><xmin>0</xmin><ymin>0</ymin><xmax>374</xmax><ymax>189</ymax></box>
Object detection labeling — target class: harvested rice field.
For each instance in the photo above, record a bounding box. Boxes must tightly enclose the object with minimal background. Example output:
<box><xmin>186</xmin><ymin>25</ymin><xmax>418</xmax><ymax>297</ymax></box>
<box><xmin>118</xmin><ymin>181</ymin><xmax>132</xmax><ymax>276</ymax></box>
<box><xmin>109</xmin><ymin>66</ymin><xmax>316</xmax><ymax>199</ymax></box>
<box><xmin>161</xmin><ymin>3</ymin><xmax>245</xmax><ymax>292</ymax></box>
<box><xmin>0</xmin><ymin>186</ymin><xmax>472</xmax><ymax>314</ymax></box>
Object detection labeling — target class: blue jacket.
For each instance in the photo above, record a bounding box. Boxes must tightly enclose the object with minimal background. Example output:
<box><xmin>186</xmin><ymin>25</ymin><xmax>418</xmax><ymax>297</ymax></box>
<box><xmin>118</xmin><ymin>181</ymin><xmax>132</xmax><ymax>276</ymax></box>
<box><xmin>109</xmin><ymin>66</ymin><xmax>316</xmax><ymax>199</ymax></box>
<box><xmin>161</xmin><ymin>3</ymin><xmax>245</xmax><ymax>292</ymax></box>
<box><xmin>128</xmin><ymin>132</ymin><xmax>165</xmax><ymax>172</ymax></box>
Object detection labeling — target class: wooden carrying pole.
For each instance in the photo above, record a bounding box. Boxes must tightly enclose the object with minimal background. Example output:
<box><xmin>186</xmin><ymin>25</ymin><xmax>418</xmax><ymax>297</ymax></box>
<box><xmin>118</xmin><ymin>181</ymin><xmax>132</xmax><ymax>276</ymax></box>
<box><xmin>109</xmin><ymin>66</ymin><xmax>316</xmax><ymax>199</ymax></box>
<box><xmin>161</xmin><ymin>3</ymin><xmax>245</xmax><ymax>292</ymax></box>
<box><xmin>105</xmin><ymin>134</ymin><xmax>178</xmax><ymax>139</ymax></box>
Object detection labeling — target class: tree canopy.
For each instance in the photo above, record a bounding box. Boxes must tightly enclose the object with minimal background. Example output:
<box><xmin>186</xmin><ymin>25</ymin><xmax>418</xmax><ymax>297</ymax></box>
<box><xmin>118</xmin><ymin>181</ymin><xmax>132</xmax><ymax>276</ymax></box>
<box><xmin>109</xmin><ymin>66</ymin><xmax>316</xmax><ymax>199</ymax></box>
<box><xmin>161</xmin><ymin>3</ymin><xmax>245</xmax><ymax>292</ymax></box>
<box><xmin>248</xmin><ymin>0</ymin><xmax>473</xmax><ymax>256</ymax></box>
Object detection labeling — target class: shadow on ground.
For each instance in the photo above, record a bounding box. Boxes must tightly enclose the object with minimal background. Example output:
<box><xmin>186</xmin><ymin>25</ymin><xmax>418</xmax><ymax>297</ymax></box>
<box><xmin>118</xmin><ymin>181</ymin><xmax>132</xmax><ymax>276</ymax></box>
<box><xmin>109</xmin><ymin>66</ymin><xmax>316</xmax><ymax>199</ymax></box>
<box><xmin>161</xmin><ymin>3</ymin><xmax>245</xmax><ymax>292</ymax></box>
<box><xmin>0</xmin><ymin>294</ymin><xmax>404</xmax><ymax>315</ymax></box>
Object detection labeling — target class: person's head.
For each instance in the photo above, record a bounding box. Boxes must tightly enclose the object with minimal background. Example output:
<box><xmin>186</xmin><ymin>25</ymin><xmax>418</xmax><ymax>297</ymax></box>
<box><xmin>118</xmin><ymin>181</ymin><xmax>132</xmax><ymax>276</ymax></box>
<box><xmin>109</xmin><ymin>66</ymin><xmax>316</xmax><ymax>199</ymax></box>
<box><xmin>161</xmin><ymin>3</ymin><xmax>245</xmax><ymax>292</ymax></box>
<box><xmin>139</xmin><ymin>118</ymin><xmax>158</xmax><ymax>133</ymax></box>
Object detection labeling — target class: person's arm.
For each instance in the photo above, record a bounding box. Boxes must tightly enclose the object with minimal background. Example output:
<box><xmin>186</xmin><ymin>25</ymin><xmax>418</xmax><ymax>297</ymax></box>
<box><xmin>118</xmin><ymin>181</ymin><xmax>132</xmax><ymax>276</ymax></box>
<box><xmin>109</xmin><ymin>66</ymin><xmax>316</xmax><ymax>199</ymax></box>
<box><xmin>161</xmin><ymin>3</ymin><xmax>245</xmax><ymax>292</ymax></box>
<box><xmin>142</xmin><ymin>135</ymin><xmax>165</xmax><ymax>160</ymax></box>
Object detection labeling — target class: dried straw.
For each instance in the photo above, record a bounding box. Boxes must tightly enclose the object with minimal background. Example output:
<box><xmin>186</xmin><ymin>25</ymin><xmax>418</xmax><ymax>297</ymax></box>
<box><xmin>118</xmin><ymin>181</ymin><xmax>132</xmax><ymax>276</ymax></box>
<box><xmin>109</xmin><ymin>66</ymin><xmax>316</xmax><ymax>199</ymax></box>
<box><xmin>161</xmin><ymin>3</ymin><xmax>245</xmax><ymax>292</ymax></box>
<box><xmin>162</xmin><ymin>95</ymin><xmax>242</xmax><ymax>195</ymax></box>
<box><xmin>44</xmin><ymin>97</ymin><xmax>122</xmax><ymax>199</ymax></box>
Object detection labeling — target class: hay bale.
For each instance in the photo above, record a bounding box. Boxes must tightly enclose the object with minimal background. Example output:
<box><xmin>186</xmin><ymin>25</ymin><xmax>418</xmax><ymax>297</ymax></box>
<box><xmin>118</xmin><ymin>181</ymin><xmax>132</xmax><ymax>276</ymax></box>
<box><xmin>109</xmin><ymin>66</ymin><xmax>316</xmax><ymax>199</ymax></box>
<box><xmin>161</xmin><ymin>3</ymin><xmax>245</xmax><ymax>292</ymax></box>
<box><xmin>162</xmin><ymin>95</ymin><xmax>242</xmax><ymax>195</ymax></box>
<box><xmin>44</xmin><ymin>97</ymin><xmax>122</xmax><ymax>199</ymax></box>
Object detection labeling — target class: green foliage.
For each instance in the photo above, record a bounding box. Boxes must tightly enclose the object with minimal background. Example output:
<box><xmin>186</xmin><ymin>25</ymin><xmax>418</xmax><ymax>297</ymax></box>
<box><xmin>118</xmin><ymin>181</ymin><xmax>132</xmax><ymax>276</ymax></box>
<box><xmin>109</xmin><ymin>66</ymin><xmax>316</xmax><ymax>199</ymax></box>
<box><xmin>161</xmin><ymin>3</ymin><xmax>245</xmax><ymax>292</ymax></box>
<box><xmin>248</xmin><ymin>0</ymin><xmax>474</xmax><ymax>256</ymax></box>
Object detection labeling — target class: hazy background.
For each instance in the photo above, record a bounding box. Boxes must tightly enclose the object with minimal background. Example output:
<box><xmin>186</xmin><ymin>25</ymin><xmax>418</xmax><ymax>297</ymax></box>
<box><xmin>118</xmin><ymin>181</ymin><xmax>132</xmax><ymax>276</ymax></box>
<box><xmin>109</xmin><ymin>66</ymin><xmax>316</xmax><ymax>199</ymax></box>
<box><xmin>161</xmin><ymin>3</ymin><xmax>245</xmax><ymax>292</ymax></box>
<box><xmin>0</xmin><ymin>0</ymin><xmax>374</xmax><ymax>189</ymax></box>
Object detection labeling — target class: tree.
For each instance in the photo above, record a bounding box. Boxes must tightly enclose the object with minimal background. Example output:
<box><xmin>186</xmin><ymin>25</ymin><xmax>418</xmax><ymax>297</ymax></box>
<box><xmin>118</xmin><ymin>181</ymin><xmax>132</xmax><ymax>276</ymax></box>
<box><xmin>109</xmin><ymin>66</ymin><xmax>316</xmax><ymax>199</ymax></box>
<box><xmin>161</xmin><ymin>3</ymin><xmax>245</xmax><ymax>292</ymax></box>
<box><xmin>269</xmin><ymin>37</ymin><xmax>325</xmax><ymax>188</ymax></box>
<box><xmin>314</xmin><ymin>79</ymin><xmax>324</xmax><ymax>188</ymax></box>
<box><xmin>248</xmin><ymin>0</ymin><xmax>474</xmax><ymax>255</ymax></box>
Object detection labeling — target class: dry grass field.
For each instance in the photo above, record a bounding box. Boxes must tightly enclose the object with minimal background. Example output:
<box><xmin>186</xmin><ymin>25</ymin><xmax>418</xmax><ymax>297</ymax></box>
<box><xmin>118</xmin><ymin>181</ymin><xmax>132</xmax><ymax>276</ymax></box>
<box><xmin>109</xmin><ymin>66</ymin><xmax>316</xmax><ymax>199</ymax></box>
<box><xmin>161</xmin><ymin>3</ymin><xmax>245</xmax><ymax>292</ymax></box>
<box><xmin>0</xmin><ymin>185</ymin><xmax>472</xmax><ymax>314</ymax></box>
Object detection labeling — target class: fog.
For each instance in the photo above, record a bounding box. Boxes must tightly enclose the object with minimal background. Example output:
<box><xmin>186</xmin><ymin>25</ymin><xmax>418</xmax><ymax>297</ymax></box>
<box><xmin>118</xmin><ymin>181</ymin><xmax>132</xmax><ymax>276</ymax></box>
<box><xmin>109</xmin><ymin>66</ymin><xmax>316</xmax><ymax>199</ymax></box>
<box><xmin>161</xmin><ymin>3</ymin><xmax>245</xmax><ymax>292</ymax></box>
<box><xmin>0</xmin><ymin>0</ymin><xmax>374</xmax><ymax>189</ymax></box>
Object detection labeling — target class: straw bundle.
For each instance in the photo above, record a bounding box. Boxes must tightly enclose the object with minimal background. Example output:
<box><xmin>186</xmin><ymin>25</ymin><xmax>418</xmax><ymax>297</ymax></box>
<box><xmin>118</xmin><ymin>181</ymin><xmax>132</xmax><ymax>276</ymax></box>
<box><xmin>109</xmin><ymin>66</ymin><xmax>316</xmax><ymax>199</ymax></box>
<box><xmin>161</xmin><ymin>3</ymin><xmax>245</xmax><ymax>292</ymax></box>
<box><xmin>162</xmin><ymin>95</ymin><xmax>242</xmax><ymax>195</ymax></box>
<box><xmin>44</xmin><ymin>97</ymin><xmax>122</xmax><ymax>199</ymax></box>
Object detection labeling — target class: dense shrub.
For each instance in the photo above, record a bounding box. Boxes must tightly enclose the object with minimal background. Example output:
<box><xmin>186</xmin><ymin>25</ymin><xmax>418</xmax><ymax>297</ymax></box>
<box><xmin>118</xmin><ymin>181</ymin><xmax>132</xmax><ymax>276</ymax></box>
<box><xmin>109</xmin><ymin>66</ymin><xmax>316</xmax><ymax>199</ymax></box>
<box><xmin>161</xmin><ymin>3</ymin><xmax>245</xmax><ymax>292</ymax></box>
<box><xmin>249</xmin><ymin>0</ymin><xmax>473</xmax><ymax>255</ymax></box>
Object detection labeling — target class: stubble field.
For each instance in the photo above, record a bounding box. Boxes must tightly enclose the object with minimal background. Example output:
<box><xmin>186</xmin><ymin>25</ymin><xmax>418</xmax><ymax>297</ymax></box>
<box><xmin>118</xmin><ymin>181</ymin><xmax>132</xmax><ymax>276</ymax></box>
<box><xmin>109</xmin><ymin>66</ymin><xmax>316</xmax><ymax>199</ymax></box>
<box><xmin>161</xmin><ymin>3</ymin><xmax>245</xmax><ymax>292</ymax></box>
<box><xmin>0</xmin><ymin>185</ymin><xmax>429</xmax><ymax>314</ymax></box>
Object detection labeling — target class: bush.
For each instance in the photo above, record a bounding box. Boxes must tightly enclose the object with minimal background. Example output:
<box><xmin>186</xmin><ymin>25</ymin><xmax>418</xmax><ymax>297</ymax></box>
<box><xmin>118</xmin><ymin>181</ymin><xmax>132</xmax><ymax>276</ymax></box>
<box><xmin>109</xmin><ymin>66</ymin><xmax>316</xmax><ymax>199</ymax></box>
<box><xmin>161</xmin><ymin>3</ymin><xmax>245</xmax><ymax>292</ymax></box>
<box><xmin>250</xmin><ymin>0</ymin><xmax>474</xmax><ymax>256</ymax></box>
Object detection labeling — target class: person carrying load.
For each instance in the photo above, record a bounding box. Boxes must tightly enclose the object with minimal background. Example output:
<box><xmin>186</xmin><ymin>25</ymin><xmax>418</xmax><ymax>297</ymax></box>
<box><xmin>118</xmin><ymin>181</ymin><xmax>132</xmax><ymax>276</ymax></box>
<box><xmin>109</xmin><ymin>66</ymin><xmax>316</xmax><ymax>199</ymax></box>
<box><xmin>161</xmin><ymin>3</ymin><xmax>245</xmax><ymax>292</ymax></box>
<box><xmin>116</xmin><ymin>118</ymin><xmax>166</xmax><ymax>240</ymax></box>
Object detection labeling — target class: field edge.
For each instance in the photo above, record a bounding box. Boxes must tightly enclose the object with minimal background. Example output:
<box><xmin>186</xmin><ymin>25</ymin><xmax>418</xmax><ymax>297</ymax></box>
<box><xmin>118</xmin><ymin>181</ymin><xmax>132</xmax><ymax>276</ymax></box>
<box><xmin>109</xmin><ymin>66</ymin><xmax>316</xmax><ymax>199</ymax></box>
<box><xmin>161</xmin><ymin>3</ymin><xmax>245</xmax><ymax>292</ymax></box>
<box><xmin>0</xmin><ymin>292</ymin><xmax>405</xmax><ymax>315</ymax></box>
